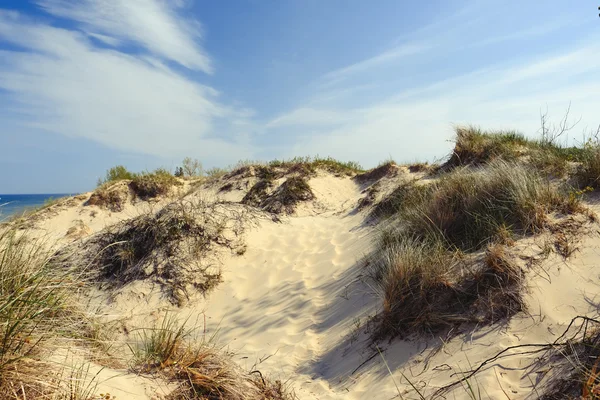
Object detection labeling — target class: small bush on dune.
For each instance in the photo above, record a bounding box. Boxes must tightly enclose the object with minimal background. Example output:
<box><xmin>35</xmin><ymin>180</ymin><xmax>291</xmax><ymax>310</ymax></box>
<box><xmin>355</xmin><ymin>161</ymin><xmax>397</xmax><ymax>183</ymax></box>
<box><xmin>443</xmin><ymin>126</ymin><xmax>528</xmax><ymax>170</ymax></box>
<box><xmin>86</xmin><ymin>182</ymin><xmax>129</xmax><ymax>212</ymax></box>
<box><xmin>262</xmin><ymin>176</ymin><xmax>315</xmax><ymax>214</ymax></box>
<box><xmin>130</xmin><ymin>168</ymin><xmax>181</xmax><ymax>200</ymax></box>
<box><xmin>60</xmin><ymin>200</ymin><xmax>251</xmax><ymax>304</ymax></box>
<box><xmin>98</xmin><ymin>165</ymin><xmax>137</xmax><ymax>186</ymax></box>
<box><xmin>370</xmin><ymin>179</ymin><xmax>430</xmax><ymax>220</ymax></box>
<box><xmin>242</xmin><ymin>176</ymin><xmax>314</xmax><ymax>215</ymax></box>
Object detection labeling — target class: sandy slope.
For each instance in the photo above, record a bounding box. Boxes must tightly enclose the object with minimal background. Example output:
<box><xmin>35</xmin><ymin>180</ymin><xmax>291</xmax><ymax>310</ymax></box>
<box><xmin>13</xmin><ymin>171</ymin><xmax>600</xmax><ymax>399</ymax></box>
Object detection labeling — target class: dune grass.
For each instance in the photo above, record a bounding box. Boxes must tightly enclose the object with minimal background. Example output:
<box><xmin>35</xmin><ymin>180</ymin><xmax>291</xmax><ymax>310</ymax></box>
<box><xmin>0</xmin><ymin>229</ymin><xmax>98</xmax><ymax>398</ymax></box>
<box><xmin>130</xmin><ymin>314</ymin><xmax>296</xmax><ymax>400</ymax></box>
<box><xmin>443</xmin><ymin>126</ymin><xmax>589</xmax><ymax>177</ymax></box>
<box><xmin>370</xmin><ymin>160</ymin><xmax>575</xmax><ymax>338</ymax></box>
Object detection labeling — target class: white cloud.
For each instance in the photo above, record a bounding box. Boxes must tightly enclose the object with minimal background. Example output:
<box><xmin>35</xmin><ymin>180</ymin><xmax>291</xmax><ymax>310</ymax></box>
<box><xmin>321</xmin><ymin>43</ymin><xmax>429</xmax><ymax>87</ymax></box>
<box><xmin>0</xmin><ymin>11</ymin><xmax>253</xmax><ymax>164</ymax></box>
<box><xmin>266</xmin><ymin>108</ymin><xmax>350</xmax><ymax>129</ymax></box>
<box><xmin>274</xmin><ymin>42</ymin><xmax>600</xmax><ymax>167</ymax></box>
<box><xmin>36</xmin><ymin>0</ymin><xmax>212</xmax><ymax>72</ymax></box>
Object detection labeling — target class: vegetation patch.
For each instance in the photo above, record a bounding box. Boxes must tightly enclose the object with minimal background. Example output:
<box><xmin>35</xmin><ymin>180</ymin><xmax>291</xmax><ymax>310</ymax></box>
<box><xmin>86</xmin><ymin>181</ymin><xmax>130</xmax><ymax>212</ymax></box>
<box><xmin>241</xmin><ymin>178</ymin><xmax>275</xmax><ymax>208</ymax></box>
<box><xmin>0</xmin><ymin>230</ymin><xmax>103</xmax><ymax>398</ymax></box>
<box><xmin>130</xmin><ymin>169</ymin><xmax>181</xmax><ymax>200</ymax></box>
<box><xmin>261</xmin><ymin>176</ymin><xmax>315</xmax><ymax>214</ymax></box>
<box><xmin>370</xmin><ymin>239</ymin><xmax>524</xmax><ymax>338</ymax></box>
<box><xmin>131</xmin><ymin>314</ymin><xmax>296</xmax><ymax>400</ymax></box>
<box><xmin>369</xmin><ymin>160</ymin><xmax>578</xmax><ymax>339</ymax></box>
<box><xmin>384</xmin><ymin>161</ymin><xmax>572</xmax><ymax>251</ymax></box>
<box><xmin>407</xmin><ymin>162</ymin><xmax>431</xmax><ymax>173</ymax></box>
<box><xmin>442</xmin><ymin>126</ymin><xmax>529</xmax><ymax>170</ymax></box>
<box><xmin>355</xmin><ymin>161</ymin><xmax>397</xmax><ymax>183</ymax></box>
<box><xmin>97</xmin><ymin>165</ymin><xmax>137</xmax><ymax>186</ymax></box>
<box><xmin>369</xmin><ymin>179</ymin><xmax>430</xmax><ymax>220</ymax></box>
<box><xmin>59</xmin><ymin>200</ymin><xmax>250</xmax><ymax>304</ymax></box>
<box><xmin>441</xmin><ymin>125</ymin><xmax>590</xmax><ymax>178</ymax></box>
<box><xmin>242</xmin><ymin>176</ymin><xmax>314</xmax><ymax>215</ymax></box>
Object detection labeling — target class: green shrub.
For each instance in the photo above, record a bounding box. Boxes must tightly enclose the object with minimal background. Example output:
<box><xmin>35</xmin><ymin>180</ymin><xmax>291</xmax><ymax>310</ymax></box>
<box><xmin>98</xmin><ymin>165</ymin><xmax>137</xmax><ymax>186</ymax></box>
<box><xmin>130</xmin><ymin>169</ymin><xmax>180</xmax><ymax>199</ymax></box>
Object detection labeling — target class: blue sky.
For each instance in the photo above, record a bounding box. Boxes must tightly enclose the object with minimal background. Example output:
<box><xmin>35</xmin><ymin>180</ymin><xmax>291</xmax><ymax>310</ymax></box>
<box><xmin>0</xmin><ymin>0</ymin><xmax>599</xmax><ymax>193</ymax></box>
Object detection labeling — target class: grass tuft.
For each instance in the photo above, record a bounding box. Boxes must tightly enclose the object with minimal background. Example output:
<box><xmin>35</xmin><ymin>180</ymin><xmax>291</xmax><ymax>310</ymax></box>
<box><xmin>130</xmin><ymin>314</ymin><xmax>297</xmax><ymax>400</ymax></box>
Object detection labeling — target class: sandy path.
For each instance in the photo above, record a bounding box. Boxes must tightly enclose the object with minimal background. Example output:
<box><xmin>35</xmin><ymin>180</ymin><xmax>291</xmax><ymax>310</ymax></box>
<box><xmin>188</xmin><ymin>212</ymin><xmax>383</xmax><ymax>399</ymax></box>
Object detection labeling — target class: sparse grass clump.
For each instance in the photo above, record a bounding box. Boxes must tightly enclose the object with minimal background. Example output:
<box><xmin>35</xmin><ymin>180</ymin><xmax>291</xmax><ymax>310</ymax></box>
<box><xmin>372</xmin><ymin>237</ymin><xmax>525</xmax><ymax>338</ymax></box>
<box><xmin>355</xmin><ymin>161</ymin><xmax>397</xmax><ymax>183</ymax></box>
<box><xmin>60</xmin><ymin>200</ymin><xmax>250</xmax><ymax>304</ymax></box>
<box><xmin>131</xmin><ymin>314</ymin><xmax>296</xmax><ymax>400</ymax></box>
<box><xmin>443</xmin><ymin>125</ymin><xmax>591</xmax><ymax>179</ymax></box>
<box><xmin>262</xmin><ymin>177</ymin><xmax>314</xmax><ymax>214</ymax></box>
<box><xmin>370</xmin><ymin>179</ymin><xmax>430</xmax><ymax>220</ymax></box>
<box><xmin>86</xmin><ymin>182</ymin><xmax>129</xmax><ymax>212</ymax></box>
<box><xmin>242</xmin><ymin>176</ymin><xmax>314</xmax><ymax>215</ymax></box>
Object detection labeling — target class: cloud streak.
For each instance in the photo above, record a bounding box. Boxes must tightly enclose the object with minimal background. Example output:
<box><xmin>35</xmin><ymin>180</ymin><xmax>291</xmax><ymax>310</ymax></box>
<box><xmin>0</xmin><ymin>8</ymin><xmax>253</xmax><ymax>165</ymax></box>
<box><xmin>36</xmin><ymin>0</ymin><xmax>212</xmax><ymax>72</ymax></box>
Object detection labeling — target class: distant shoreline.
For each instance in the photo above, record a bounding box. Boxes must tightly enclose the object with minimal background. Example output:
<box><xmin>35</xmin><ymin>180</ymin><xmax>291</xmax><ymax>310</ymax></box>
<box><xmin>0</xmin><ymin>193</ymin><xmax>73</xmax><ymax>219</ymax></box>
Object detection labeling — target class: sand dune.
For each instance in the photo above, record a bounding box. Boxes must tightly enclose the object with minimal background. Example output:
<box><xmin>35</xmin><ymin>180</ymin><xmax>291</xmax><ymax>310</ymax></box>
<box><xmin>5</xmin><ymin>155</ymin><xmax>600</xmax><ymax>399</ymax></box>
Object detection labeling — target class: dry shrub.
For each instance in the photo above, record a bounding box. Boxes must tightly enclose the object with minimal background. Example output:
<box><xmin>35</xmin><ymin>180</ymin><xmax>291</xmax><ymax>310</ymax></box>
<box><xmin>241</xmin><ymin>179</ymin><xmax>274</xmax><ymax>208</ymax></box>
<box><xmin>86</xmin><ymin>181</ymin><xmax>130</xmax><ymax>212</ymax></box>
<box><xmin>261</xmin><ymin>177</ymin><xmax>314</xmax><ymax>214</ymax></box>
<box><xmin>371</xmin><ymin>237</ymin><xmax>524</xmax><ymax>338</ymax></box>
<box><xmin>537</xmin><ymin>321</ymin><xmax>600</xmax><ymax>399</ymax></box>
<box><xmin>355</xmin><ymin>161</ymin><xmax>397</xmax><ymax>183</ymax></box>
<box><xmin>132</xmin><ymin>315</ymin><xmax>296</xmax><ymax>400</ymax></box>
<box><xmin>130</xmin><ymin>169</ymin><xmax>181</xmax><ymax>200</ymax></box>
<box><xmin>243</xmin><ymin>176</ymin><xmax>314</xmax><ymax>215</ymax></box>
<box><xmin>59</xmin><ymin>199</ymin><xmax>250</xmax><ymax>304</ymax></box>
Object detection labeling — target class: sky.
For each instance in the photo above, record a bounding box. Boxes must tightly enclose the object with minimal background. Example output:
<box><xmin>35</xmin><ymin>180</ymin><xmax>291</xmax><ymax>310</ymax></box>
<box><xmin>0</xmin><ymin>0</ymin><xmax>599</xmax><ymax>193</ymax></box>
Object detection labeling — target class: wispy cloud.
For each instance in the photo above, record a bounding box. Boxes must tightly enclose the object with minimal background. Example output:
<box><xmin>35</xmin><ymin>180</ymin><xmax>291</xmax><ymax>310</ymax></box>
<box><xmin>0</xmin><ymin>8</ymin><xmax>253</xmax><ymax>164</ymax></box>
<box><xmin>321</xmin><ymin>43</ymin><xmax>429</xmax><ymax>87</ymax></box>
<box><xmin>268</xmin><ymin>39</ymin><xmax>600</xmax><ymax>166</ymax></box>
<box><xmin>36</xmin><ymin>0</ymin><xmax>212</xmax><ymax>72</ymax></box>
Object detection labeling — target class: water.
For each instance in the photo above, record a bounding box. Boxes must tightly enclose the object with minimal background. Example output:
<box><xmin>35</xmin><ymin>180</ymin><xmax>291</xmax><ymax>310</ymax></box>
<box><xmin>0</xmin><ymin>194</ymin><xmax>72</xmax><ymax>220</ymax></box>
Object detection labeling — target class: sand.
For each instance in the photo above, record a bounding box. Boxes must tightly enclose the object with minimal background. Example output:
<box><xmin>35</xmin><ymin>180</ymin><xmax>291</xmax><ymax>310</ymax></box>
<box><xmin>11</xmin><ymin>170</ymin><xmax>600</xmax><ymax>399</ymax></box>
